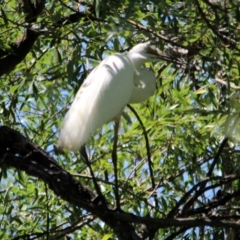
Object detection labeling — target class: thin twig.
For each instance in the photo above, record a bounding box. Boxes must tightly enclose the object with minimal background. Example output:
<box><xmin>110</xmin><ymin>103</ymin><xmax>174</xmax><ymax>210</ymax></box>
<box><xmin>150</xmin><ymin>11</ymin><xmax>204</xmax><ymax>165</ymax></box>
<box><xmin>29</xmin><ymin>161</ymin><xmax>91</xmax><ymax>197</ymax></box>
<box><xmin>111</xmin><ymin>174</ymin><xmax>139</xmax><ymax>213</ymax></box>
<box><xmin>80</xmin><ymin>146</ymin><xmax>104</xmax><ymax>202</ymax></box>
<box><xmin>127</xmin><ymin>19</ymin><xmax>187</xmax><ymax>49</ymax></box>
<box><xmin>206</xmin><ymin>112</ymin><xmax>240</xmax><ymax>179</ymax></box>
<box><xmin>215</xmin><ymin>74</ymin><xmax>240</xmax><ymax>89</ymax></box>
<box><xmin>195</xmin><ymin>0</ymin><xmax>236</xmax><ymax>46</ymax></box>
<box><xmin>174</xmin><ymin>113</ymin><xmax>240</xmax><ymax>217</ymax></box>
<box><xmin>165</xmin><ymin>227</ymin><xmax>189</xmax><ymax>240</ymax></box>
<box><xmin>45</xmin><ymin>183</ymin><xmax>50</xmax><ymax>240</ymax></box>
<box><xmin>112</xmin><ymin>119</ymin><xmax>121</xmax><ymax>210</ymax></box>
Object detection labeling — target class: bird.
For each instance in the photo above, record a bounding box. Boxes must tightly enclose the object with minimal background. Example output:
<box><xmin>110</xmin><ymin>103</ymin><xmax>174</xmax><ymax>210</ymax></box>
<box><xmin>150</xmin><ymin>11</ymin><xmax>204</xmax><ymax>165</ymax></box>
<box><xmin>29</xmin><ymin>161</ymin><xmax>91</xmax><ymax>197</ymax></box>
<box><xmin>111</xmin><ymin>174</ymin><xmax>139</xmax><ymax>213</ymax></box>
<box><xmin>58</xmin><ymin>42</ymin><xmax>160</xmax><ymax>151</ymax></box>
<box><xmin>129</xmin><ymin>68</ymin><xmax>156</xmax><ymax>103</ymax></box>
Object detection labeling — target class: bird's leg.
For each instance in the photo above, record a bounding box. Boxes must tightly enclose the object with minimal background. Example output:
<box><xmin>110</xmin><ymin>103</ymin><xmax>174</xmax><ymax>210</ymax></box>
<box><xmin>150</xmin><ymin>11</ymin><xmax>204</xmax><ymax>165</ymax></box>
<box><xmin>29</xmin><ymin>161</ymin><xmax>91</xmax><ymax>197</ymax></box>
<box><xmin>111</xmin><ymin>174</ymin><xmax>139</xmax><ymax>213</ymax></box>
<box><xmin>112</xmin><ymin>118</ymin><xmax>121</xmax><ymax>211</ymax></box>
<box><xmin>80</xmin><ymin>146</ymin><xmax>106</xmax><ymax>206</ymax></box>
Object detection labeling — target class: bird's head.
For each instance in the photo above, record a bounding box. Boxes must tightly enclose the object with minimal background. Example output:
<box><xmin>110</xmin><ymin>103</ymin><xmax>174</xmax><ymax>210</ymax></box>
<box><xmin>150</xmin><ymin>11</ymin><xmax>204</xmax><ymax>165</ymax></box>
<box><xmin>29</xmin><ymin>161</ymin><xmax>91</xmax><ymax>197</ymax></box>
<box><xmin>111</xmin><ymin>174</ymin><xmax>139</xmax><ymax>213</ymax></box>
<box><xmin>127</xmin><ymin>42</ymin><xmax>160</xmax><ymax>69</ymax></box>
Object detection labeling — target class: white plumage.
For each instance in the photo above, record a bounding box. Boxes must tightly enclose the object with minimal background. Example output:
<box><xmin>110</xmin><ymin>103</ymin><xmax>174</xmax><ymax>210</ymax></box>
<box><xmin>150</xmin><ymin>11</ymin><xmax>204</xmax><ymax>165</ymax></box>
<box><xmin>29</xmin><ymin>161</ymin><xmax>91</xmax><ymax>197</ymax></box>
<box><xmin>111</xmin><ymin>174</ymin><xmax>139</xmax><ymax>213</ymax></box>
<box><xmin>130</xmin><ymin>69</ymin><xmax>156</xmax><ymax>103</ymax></box>
<box><xmin>58</xmin><ymin>43</ymin><xmax>159</xmax><ymax>151</ymax></box>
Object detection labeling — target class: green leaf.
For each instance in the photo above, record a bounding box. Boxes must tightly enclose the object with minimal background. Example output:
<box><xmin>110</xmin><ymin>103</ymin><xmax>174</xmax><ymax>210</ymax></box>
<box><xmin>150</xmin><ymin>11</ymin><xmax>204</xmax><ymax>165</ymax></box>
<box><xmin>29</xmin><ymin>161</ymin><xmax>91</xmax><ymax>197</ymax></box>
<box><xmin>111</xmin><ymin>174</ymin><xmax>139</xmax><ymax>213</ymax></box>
<box><xmin>101</xmin><ymin>233</ymin><xmax>113</xmax><ymax>240</ymax></box>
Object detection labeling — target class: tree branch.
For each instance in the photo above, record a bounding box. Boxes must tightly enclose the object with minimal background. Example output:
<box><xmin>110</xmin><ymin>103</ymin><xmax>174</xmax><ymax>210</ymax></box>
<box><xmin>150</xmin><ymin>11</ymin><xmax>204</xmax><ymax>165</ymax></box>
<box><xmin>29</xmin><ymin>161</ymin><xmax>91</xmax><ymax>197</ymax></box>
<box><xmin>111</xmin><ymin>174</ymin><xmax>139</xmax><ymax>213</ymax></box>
<box><xmin>2</xmin><ymin>126</ymin><xmax>240</xmax><ymax>239</ymax></box>
<box><xmin>0</xmin><ymin>0</ymin><xmax>100</xmax><ymax>76</ymax></box>
<box><xmin>0</xmin><ymin>126</ymin><xmax>96</xmax><ymax>203</ymax></box>
<box><xmin>0</xmin><ymin>126</ymin><xmax>139</xmax><ymax>240</ymax></box>
<box><xmin>0</xmin><ymin>0</ymin><xmax>45</xmax><ymax>75</ymax></box>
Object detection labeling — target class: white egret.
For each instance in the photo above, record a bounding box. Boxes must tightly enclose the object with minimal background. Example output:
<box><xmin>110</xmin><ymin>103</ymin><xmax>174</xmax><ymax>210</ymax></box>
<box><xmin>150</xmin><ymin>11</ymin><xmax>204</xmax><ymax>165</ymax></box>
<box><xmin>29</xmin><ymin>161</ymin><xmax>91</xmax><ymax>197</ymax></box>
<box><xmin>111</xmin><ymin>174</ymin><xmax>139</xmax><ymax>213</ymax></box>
<box><xmin>129</xmin><ymin>68</ymin><xmax>156</xmax><ymax>103</ymax></box>
<box><xmin>58</xmin><ymin>42</ymin><xmax>159</xmax><ymax>151</ymax></box>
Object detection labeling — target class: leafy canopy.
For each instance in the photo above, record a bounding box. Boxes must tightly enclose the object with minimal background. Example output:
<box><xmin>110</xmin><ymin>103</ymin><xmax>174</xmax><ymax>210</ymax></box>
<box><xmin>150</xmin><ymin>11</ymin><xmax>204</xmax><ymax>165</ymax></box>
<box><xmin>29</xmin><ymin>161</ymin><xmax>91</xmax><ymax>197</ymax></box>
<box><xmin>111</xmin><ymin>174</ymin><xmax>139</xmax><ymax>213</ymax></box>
<box><xmin>1</xmin><ymin>0</ymin><xmax>240</xmax><ymax>239</ymax></box>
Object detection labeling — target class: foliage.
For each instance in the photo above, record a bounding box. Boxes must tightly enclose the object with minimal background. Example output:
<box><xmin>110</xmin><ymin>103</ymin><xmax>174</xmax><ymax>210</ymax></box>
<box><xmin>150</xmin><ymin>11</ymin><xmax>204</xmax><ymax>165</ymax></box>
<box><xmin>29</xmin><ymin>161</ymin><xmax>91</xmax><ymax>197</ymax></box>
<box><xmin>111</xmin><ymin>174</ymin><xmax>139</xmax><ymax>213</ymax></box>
<box><xmin>1</xmin><ymin>0</ymin><xmax>240</xmax><ymax>239</ymax></box>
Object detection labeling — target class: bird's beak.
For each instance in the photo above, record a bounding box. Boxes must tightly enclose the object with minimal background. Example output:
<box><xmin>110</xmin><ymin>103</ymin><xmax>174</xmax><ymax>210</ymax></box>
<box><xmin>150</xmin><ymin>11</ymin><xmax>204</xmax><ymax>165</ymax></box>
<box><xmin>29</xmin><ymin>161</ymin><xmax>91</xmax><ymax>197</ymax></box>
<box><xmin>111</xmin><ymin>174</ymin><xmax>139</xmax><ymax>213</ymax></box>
<box><xmin>148</xmin><ymin>45</ymin><xmax>162</xmax><ymax>58</ymax></box>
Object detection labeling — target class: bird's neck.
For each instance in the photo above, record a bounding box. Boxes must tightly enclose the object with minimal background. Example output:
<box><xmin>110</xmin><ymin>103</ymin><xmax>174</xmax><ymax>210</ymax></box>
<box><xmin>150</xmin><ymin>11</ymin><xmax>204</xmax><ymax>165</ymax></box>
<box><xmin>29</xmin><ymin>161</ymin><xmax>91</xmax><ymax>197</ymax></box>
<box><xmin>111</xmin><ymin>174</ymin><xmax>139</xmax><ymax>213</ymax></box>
<box><xmin>128</xmin><ymin>53</ymin><xmax>148</xmax><ymax>71</ymax></box>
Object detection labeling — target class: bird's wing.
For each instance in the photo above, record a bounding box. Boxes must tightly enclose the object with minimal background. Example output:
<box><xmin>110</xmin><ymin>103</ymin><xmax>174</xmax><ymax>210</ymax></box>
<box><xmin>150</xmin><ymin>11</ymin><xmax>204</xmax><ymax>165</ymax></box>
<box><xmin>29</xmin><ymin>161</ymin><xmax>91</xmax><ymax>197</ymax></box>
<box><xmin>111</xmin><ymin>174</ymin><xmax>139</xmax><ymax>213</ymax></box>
<box><xmin>58</xmin><ymin>53</ymin><xmax>135</xmax><ymax>151</ymax></box>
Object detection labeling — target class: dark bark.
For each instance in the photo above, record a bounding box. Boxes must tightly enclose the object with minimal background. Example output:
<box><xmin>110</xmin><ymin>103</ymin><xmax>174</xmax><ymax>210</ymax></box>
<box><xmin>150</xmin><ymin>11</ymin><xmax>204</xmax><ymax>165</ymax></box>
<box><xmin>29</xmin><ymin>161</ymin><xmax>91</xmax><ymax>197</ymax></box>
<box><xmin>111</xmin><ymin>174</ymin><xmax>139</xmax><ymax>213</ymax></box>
<box><xmin>0</xmin><ymin>126</ymin><xmax>96</xmax><ymax>202</ymax></box>
<box><xmin>0</xmin><ymin>0</ymin><xmax>45</xmax><ymax>75</ymax></box>
<box><xmin>0</xmin><ymin>0</ymin><xmax>98</xmax><ymax>76</ymax></box>
<box><xmin>0</xmin><ymin>29</ymin><xmax>39</xmax><ymax>75</ymax></box>
<box><xmin>2</xmin><ymin>126</ymin><xmax>240</xmax><ymax>240</ymax></box>
<box><xmin>0</xmin><ymin>126</ymin><xmax>140</xmax><ymax>240</ymax></box>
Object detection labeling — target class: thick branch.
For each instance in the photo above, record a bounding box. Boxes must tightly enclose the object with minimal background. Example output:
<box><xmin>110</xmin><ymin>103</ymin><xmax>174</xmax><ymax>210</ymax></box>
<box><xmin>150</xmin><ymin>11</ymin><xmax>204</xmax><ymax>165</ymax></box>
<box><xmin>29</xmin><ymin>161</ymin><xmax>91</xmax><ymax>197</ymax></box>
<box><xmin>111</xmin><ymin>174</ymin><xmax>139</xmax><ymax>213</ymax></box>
<box><xmin>0</xmin><ymin>0</ymin><xmax>45</xmax><ymax>75</ymax></box>
<box><xmin>2</xmin><ymin>126</ymin><xmax>240</xmax><ymax>239</ymax></box>
<box><xmin>0</xmin><ymin>126</ymin><xmax>139</xmax><ymax>240</ymax></box>
<box><xmin>0</xmin><ymin>1</ymin><xmax>99</xmax><ymax>76</ymax></box>
<box><xmin>0</xmin><ymin>126</ymin><xmax>96</xmax><ymax>203</ymax></box>
<box><xmin>0</xmin><ymin>29</ymin><xmax>39</xmax><ymax>75</ymax></box>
